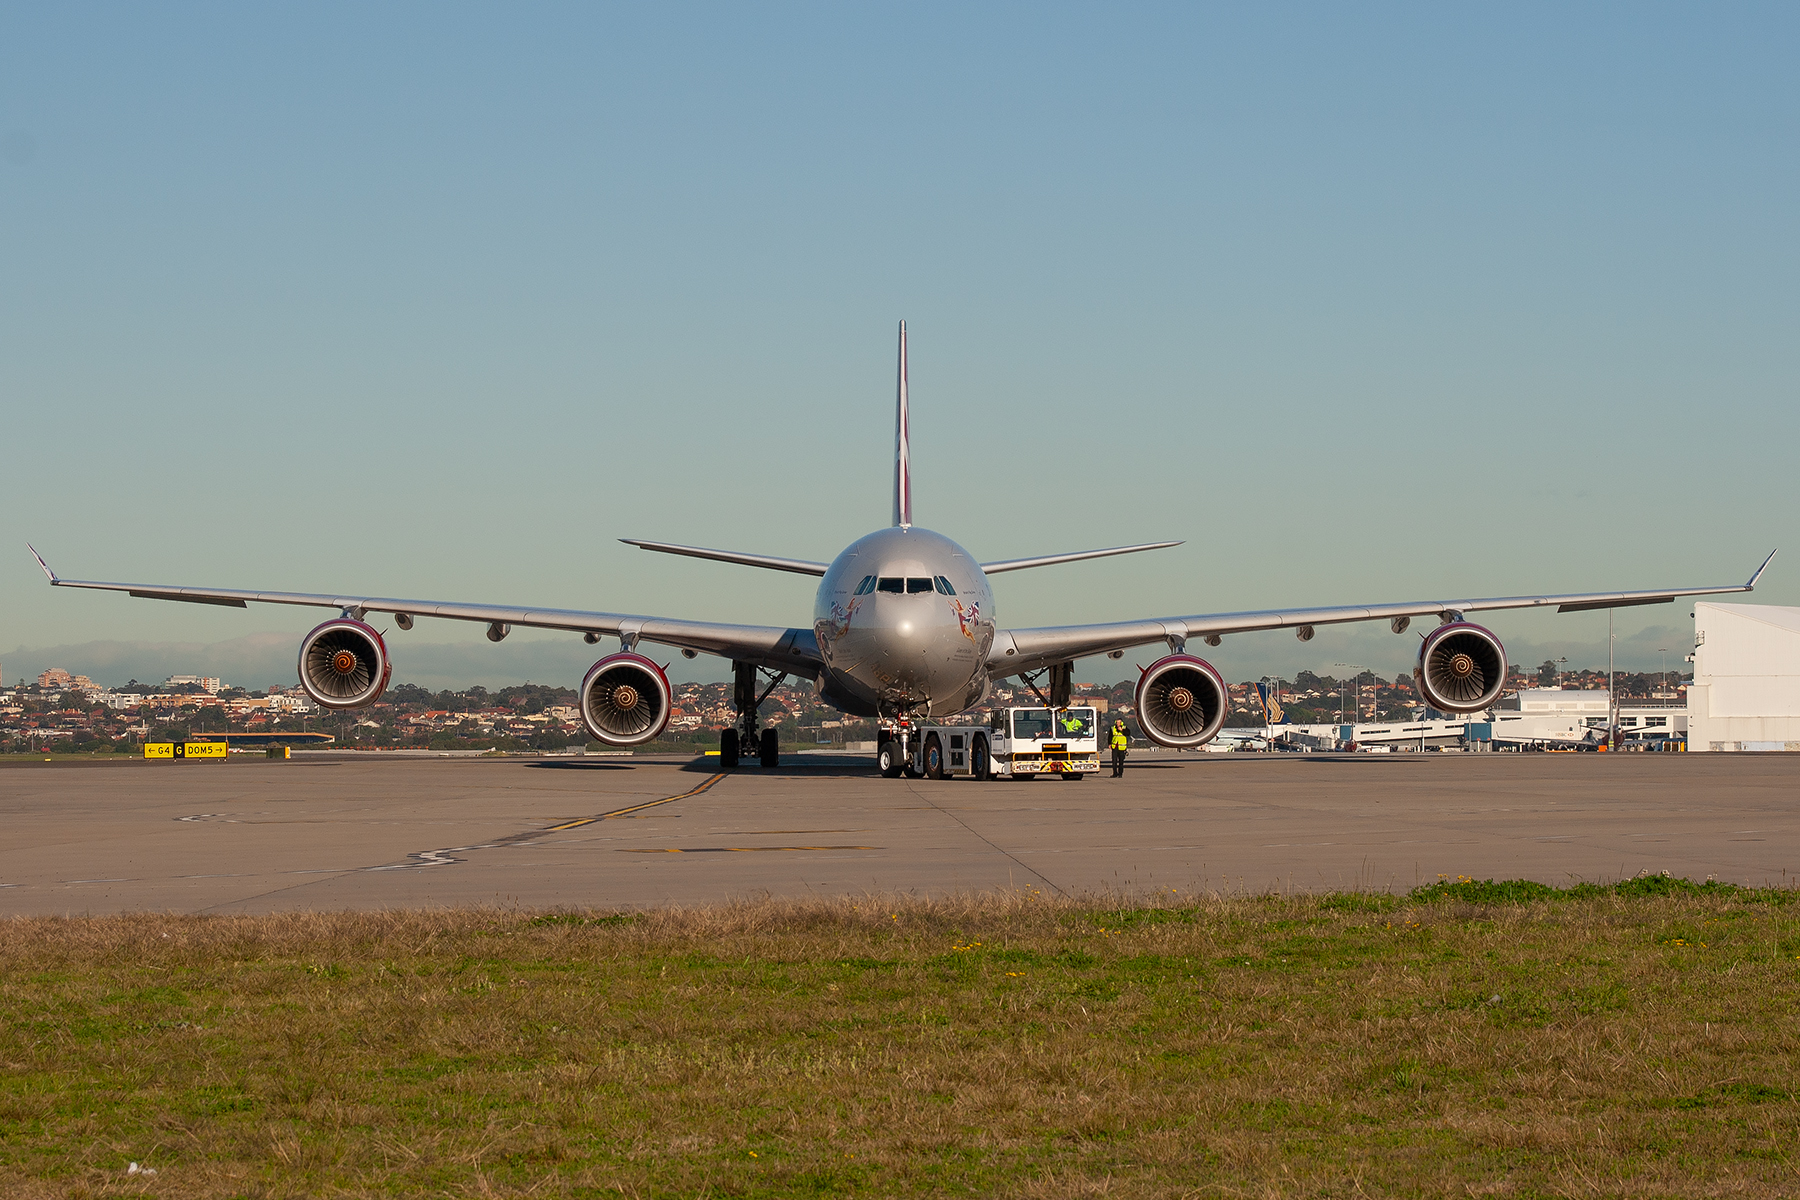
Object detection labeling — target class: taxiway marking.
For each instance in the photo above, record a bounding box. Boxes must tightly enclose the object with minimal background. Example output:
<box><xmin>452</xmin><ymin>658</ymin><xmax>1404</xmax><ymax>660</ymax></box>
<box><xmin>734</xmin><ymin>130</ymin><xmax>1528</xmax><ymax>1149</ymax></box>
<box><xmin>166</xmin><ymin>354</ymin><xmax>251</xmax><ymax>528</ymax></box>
<box><xmin>619</xmin><ymin>846</ymin><xmax>878</xmax><ymax>854</ymax></box>
<box><xmin>365</xmin><ymin>772</ymin><xmax>735</xmax><ymax>872</ymax></box>
<box><xmin>545</xmin><ymin>773</ymin><xmax>729</xmax><ymax>828</ymax></box>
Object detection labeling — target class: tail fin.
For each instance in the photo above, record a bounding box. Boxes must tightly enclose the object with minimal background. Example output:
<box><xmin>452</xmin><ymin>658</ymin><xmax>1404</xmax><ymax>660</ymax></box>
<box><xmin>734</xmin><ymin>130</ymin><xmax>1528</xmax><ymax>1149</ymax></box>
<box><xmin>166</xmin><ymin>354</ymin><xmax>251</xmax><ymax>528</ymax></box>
<box><xmin>893</xmin><ymin>320</ymin><xmax>911</xmax><ymax>528</ymax></box>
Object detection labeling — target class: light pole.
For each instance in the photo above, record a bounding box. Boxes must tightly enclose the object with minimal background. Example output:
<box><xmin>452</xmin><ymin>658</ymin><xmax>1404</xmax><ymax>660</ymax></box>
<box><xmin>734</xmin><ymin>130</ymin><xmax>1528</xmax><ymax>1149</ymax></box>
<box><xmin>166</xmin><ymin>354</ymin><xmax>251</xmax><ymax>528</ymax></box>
<box><xmin>1333</xmin><ymin>664</ymin><xmax>1366</xmax><ymax>726</ymax></box>
<box><xmin>1658</xmin><ymin>647</ymin><xmax>1669</xmax><ymax>699</ymax></box>
<box><xmin>1608</xmin><ymin>609</ymin><xmax>1616</xmax><ymax>750</ymax></box>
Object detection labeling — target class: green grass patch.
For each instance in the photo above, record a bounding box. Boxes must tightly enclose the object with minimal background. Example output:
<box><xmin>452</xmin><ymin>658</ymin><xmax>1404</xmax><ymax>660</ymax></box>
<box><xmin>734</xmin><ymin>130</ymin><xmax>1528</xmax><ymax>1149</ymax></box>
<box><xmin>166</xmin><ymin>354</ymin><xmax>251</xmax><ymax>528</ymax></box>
<box><xmin>1410</xmin><ymin>872</ymin><xmax>1796</xmax><ymax>905</ymax></box>
<box><xmin>2</xmin><ymin>886</ymin><xmax>1798</xmax><ymax>1196</ymax></box>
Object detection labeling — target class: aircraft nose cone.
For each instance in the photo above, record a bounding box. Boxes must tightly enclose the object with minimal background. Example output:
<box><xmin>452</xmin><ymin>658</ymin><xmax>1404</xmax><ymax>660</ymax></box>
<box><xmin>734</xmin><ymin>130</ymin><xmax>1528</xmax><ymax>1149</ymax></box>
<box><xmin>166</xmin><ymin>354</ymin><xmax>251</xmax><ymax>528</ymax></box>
<box><xmin>897</xmin><ymin>621</ymin><xmax>913</xmax><ymax>637</ymax></box>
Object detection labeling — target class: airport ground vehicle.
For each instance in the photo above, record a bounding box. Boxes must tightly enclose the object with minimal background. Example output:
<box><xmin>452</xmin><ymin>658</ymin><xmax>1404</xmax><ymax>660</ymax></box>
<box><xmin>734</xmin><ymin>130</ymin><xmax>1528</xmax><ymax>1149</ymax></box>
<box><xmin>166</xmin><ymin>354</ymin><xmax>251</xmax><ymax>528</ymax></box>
<box><xmin>877</xmin><ymin>706</ymin><xmax>1102</xmax><ymax>780</ymax></box>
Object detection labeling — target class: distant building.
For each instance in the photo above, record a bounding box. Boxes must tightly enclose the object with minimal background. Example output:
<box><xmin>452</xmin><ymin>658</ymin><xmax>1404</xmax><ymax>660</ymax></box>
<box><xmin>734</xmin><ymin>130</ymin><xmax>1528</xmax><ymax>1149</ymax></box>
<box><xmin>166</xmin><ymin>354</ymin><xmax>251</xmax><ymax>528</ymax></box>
<box><xmin>38</xmin><ymin>668</ymin><xmax>71</xmax><ymax>689</ymax></box>
<box><xmin>165</xmin><ymin>675</ymin><xmax>223</xmax><ymax>694</ymax></box>
<box><xmin>1494</xmin><ymin>689</ymin><xmax>1611</xmax><ymax>721</ymax></box>
<box><xmin>1688</xmin><ymin>603</ymin><xmax>1800</xmax><ymax>751</ymax></box>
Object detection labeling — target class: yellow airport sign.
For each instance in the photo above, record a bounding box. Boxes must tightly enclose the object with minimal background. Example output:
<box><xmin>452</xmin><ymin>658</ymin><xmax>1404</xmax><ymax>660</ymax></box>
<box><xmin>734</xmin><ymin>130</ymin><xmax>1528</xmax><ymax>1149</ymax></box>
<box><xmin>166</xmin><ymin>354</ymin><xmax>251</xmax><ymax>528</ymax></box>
<box><xmin>142</xmin><ymin>742</ymin><xmax>227</xmax><ymax>760</ymax></box>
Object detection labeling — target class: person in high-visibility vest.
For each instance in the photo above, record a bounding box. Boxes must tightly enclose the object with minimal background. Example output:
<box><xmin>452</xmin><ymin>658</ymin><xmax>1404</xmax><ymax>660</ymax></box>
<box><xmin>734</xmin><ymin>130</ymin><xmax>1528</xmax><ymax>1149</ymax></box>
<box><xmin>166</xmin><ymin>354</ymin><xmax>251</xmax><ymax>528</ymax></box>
<box><xmin>1109</xmin><ymin>719</ymin><xmax>1129</xmax><ymax>777</ymax></box>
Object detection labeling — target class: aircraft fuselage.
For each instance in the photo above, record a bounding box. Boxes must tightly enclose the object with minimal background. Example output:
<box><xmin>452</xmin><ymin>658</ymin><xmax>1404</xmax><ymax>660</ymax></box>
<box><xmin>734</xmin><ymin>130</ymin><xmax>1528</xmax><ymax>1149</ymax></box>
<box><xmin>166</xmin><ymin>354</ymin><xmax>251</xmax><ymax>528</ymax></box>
<box><xmin>812</xmin><ymin>526</ymin><xmax>996</xmax><ymax>719</ymax></box>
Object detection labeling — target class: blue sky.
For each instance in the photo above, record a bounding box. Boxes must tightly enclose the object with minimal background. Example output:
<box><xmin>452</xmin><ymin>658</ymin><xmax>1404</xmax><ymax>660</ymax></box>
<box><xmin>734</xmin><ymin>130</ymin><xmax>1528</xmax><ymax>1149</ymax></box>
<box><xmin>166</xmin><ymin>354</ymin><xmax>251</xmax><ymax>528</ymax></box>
<box><xmin>3</xmin><ymin>3</ymin><xmax>1794</xmax><ymax>691</ymax></box>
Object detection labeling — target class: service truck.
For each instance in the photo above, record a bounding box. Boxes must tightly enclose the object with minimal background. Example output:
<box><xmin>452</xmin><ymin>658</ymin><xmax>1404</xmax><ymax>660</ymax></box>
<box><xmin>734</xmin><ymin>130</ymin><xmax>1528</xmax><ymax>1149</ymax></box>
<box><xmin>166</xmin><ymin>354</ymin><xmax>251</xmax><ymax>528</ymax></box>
<box><xmin>876</xmin><ymin>706</ymin><xmax>1103</xmax><ymax>780</ymax></box>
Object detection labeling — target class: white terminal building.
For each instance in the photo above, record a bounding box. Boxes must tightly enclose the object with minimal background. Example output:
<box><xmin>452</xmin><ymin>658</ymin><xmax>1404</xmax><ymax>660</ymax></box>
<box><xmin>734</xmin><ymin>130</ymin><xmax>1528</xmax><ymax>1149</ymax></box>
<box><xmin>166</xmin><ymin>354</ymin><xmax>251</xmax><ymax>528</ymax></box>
<box><xmin>1687</xmin><ymin>602</ymin><xmax>1800</xmax><ymax>751</ymax></box>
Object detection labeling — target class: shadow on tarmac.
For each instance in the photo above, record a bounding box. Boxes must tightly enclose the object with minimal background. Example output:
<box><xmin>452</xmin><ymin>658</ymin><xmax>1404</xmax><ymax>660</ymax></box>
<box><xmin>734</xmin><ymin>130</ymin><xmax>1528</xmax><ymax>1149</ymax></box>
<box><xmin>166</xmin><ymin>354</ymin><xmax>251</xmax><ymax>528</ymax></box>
<box><xmin>676</xmin><ymin>756</ymin><xmax>877</xmax><ymax>777</ymax></box>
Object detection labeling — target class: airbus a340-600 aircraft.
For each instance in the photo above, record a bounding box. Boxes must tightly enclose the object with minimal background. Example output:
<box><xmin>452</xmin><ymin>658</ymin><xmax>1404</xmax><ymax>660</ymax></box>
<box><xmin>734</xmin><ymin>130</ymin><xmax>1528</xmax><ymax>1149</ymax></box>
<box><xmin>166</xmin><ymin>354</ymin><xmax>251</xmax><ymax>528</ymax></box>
<box><xmin>30</xmin><ymin>323</ymin><xmax>1775</xmax><ymax>772</ymax></box>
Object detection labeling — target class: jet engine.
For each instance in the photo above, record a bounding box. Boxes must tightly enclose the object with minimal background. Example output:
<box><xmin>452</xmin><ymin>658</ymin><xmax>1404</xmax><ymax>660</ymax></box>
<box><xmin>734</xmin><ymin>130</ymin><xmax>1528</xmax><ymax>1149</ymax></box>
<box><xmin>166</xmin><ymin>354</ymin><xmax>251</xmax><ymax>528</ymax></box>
<box><xmin>1133</xmin><ymin>654</ymin><xmax>1228</xmax><ymax>748</ymax></box>
<box><xmin>1414</xmin><ymin>621</ymin><xmax>1507</xmax><ymax>713</ymax></box>
<box><xmin>298</xmin><ymin>618</ymin><xmax>393</xmax><ymax>709</ymax></box>
<box><xmin>580</xmin><ymin>653</ymin><xmax>673</xmax><ymax>746</ymax></box>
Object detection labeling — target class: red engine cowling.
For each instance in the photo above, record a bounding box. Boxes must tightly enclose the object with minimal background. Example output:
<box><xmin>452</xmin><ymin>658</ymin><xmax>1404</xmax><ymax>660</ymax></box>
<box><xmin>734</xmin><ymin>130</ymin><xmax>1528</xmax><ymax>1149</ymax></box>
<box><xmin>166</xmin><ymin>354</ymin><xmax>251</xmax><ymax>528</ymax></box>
<box><xmin>1133</xmin><ymin>654</ymin><xmax>1228</xmax><ymax>748</ymax></box>
<box><xmin>297</xmin><ymin>619</ymin><xmax>393</xmax><ymax>709</ymax></box>
<box><xmin>1414</xmin><ymin>621</ymin><xmax>1507</xmax><ymax>713</ymax></box>
<box><xmin>580</xmin><ymin>653</ymin><xmax>673</xmax><ymax>746</ymax></box>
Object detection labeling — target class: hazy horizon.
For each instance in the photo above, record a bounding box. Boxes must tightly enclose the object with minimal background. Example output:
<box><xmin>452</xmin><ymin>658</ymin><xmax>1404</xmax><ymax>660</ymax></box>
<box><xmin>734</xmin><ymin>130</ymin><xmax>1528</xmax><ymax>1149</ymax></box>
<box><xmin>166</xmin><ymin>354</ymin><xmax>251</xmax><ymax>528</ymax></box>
<box><xmin>6</xmin><ymin>605</ymin><xmax>1710</xmax><ymax>694</ymax></box>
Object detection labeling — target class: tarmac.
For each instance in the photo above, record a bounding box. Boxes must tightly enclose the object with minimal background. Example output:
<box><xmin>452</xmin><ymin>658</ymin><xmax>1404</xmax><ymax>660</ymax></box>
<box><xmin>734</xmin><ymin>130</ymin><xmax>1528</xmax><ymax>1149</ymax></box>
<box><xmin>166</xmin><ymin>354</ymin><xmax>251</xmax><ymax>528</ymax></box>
<box><xmin>0</xmin><ymin>751</ymin><xmax>1796</xmax><ymax>915</ymax></box>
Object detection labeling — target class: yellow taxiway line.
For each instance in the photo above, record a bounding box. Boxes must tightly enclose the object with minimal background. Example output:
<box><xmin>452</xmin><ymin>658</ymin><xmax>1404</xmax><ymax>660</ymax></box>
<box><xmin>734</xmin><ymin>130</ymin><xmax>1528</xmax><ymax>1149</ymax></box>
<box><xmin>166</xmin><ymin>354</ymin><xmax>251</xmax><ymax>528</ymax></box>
<box><xmin>544</xmin><ymin>772</ymin><xmax>728</xmax><ymax>830</ymax></box>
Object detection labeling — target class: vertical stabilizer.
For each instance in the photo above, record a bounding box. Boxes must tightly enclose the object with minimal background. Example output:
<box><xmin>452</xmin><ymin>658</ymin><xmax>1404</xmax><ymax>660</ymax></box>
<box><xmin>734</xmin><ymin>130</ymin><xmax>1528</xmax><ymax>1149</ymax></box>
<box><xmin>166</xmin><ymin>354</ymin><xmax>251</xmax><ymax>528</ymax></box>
<box><xmin>893</xmin><ymin>320</ymin><xmax>912</xmax><ymax>527</ymax></box>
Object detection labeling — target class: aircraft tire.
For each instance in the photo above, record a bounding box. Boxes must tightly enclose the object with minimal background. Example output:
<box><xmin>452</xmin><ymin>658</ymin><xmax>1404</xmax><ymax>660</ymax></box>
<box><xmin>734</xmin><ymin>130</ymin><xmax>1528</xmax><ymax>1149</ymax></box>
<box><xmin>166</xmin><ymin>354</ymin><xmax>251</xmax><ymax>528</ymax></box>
<box><xmin>877</xmin><ymin>740</ymin><xmax>903</xmax><ymax>778</ymax></box>
<box><xmin>759</xmin><ymin>728</ymin><xmax>778</xmax><ymax>769</ymax></box>
<box><xmin>720</xmin><ymin>728</ymin><xmax>739</xmax><ymax>770</ymax></box>
<box><xmin>924</xmin><ymin>735</ymin><xmax>945</xmax><ymax>780</ymax></box>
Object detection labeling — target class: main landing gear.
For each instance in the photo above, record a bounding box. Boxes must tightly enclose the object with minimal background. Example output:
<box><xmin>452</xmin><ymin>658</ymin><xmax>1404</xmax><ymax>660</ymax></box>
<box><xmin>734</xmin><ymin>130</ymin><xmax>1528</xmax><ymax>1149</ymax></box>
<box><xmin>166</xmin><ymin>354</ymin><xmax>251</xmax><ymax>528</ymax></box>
<box><xmin>718</xmin><ymin>661</ymin><xmax>785</xmax><ymax>770</ymax></box>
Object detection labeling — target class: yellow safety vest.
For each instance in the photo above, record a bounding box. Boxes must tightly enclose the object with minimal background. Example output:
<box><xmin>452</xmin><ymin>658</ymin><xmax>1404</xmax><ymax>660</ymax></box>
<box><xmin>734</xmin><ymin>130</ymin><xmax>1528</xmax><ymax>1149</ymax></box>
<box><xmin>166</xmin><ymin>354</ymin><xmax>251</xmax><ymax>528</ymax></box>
<box><xmin>1110</xmin><ymin>728</ymin><xmax>1128</xmax><ymax>750</ymax></box>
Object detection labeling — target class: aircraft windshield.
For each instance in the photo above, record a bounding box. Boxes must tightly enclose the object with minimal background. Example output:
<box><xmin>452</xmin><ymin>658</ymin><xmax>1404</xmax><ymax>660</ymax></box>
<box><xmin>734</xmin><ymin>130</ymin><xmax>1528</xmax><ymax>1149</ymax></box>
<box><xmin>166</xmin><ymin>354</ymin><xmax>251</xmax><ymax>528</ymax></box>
<box><xmin>1012</xmin><ymin>709</ymin><xmax>1054</xmax><ymax>740</ymax></box>
<box><xmin>877</xmin><ymin>578</ymin><xmax>903</xmax><ymax>594</ymax></box>
<box><xmin>906</xmin><ymin>577</ymin><xmax>933</xmax><ymax>593</ymax></box>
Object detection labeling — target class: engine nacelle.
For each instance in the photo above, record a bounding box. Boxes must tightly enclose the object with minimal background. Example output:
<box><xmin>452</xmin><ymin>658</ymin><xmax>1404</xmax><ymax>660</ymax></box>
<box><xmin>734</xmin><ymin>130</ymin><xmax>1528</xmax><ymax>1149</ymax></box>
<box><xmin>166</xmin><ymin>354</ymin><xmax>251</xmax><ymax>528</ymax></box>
<box><xmin>1414</xmin><ymin>621</ymin><xmax>1507</xmax><ymax>713</ymax></box>
<box><xmin>298</xmin><ymin>619</ymin><xmax>393</xmax><ymax>709</ymax></box>
<box><xmin>1133</xmin><ymin>654</ymin><xmax>1228</xmax><ymax>748</ymax></box>
<box><xmin>580</xmin><ymin>653</ymin><xmax>673</xmax><ymax>747</ymax></box>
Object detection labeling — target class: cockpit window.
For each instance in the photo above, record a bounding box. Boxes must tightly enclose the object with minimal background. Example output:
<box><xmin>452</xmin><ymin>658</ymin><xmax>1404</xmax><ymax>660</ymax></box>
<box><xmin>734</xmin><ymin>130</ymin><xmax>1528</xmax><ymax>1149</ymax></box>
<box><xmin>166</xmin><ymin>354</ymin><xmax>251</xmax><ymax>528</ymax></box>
<box><xmin>906</xmin><ymin>577</ymin><xmax>933</xmax><ymax>594</ymax></box>
<box><xmin>876</xmin><ymin>577</ymin><xmax>904</xmax><ymax>594</ymax></box>
<box><xmin>853</xmin><ymin>575</ymin><xmax>877</xmax><ymax>595</ymax></box>
<box><xmin>934</xmin><ymin>576</ymin><xmax>956</xmax><ymax>595</ymax></box>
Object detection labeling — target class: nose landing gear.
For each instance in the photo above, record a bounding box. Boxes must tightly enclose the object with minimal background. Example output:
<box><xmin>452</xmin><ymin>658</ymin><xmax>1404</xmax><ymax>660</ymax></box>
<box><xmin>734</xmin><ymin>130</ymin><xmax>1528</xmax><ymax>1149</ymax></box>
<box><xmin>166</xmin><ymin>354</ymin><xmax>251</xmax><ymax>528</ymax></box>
<box><xmin>876</xmin><ymin>719</ymin><xmax>921</xmax><ymax>778</ymax></box>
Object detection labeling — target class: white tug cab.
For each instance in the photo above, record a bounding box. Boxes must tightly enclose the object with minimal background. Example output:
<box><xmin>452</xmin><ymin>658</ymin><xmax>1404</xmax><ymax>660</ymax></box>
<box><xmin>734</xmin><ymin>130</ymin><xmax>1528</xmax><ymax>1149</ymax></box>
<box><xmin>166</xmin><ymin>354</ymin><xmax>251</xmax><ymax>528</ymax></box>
<box><xmin>877</xmin><ymin>706</ymin><xmax>1103</xmax><ymax>781</ymax></box>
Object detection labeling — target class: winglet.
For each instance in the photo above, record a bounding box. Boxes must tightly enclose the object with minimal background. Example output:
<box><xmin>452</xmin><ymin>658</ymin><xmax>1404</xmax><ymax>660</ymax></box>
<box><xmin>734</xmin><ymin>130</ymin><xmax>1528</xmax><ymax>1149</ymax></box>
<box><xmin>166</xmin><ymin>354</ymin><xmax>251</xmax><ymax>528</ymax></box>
<box><xmin>893</xmin><ymin>320</ymin><xmax>911</xmax><ymax>529</ymax></box>
<box><xmin>1747</xmin><ymin>548</ymin><xmax>1778</xmax><ymax>589</ymax></box>
<box><xmin>25</xmin><ymin>543</ymin><xmax>57</xmax><ymax>583</ymax></box>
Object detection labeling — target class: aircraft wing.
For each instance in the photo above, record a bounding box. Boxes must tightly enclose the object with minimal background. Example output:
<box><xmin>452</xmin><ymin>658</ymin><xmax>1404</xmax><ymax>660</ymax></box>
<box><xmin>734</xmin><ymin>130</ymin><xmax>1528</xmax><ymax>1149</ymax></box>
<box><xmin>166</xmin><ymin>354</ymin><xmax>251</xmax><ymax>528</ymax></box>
<box><xmin>26</xmin><ymin>548</ymin><xmax>822</xmax><ymax>678</ymax></box>
<box><xmin>988</xmin><ymin>551</ymin><xmax>1776</xmax><ymax>677</ymax></box>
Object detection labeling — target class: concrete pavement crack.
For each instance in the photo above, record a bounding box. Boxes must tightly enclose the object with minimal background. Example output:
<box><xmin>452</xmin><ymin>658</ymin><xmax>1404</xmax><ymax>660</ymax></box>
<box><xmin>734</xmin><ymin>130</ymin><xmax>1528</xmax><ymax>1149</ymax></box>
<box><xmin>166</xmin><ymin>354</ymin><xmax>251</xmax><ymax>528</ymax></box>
<box><xmin>902</xmin><ymin>778</ymin><xmax>1066</xmax><ymax>896</ymax></box>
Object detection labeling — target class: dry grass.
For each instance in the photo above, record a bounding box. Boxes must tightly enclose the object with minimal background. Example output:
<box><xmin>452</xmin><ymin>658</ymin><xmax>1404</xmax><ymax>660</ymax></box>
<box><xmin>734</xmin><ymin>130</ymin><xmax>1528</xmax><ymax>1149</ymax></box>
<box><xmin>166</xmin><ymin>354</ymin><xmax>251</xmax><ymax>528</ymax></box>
<box><xmin>2</xmin><ymin>884</ymin><xmax>1799</xmax><ymax>1198</ymax></box>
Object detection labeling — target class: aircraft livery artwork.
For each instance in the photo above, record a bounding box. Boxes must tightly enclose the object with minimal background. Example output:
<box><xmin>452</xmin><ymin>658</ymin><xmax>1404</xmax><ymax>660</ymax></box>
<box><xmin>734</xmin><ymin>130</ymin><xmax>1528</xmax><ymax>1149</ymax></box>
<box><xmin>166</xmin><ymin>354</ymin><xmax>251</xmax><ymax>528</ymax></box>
<box><xmin>29</xmin><ymin>322</ymin><xmax>1775</xmax><ymax>771</ymax></box>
